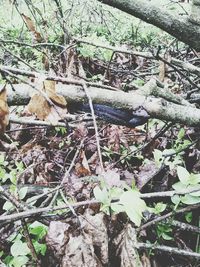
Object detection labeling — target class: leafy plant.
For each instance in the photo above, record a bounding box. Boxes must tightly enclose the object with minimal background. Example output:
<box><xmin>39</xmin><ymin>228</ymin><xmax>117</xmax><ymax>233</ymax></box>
<box><xmin>2</xmin><ymin>222</ymin><xmax>47</xmax><ymax>267</ymax></box>
<box><xmin>156</xmin><ymin>223</ymin><xmax>173</xmax><ymax>241</ymax></box>
<box><xmin>172</xmin><ymin>166</ymin><xmax>200</xmax><ymax>205</ymax></box>
<box><xmin>148</xmin><ymin>202</ymin><xmax>167</xmax><ymax>215</ymax></box>
<box><xmin>0</xmin><ymin>155</ymin><xmax>24</xmax><ymax>185</ymax></box>
<box><xmin>94</xmin><ymin>184</ymin><xmax>147</xmax><ymax>227</ymax></box>
<box><xmin>29</xmin><ymin>221</ymin><xmax>47</xmax><ymax>256</ymax></box>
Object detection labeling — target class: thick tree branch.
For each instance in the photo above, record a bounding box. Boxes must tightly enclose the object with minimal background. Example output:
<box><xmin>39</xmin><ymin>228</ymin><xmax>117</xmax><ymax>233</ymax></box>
<box><xmin>97</xmin><ymin>0</ymin><xmax>200</xmax><ymax>50</ymax></box>
<box><xmin>6</xmin><ymin>80</ymin><xmax>200</xmax><ymax>126</ymax></box>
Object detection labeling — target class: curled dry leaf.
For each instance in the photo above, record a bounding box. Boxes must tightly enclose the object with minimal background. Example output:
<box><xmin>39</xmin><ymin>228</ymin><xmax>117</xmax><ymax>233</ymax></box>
<box><xmin>22</xmin><ymin>13</ymin><xmax>42</xmax><ymax>42</ymax></box>
<box><xmin>44</xmin><ymin>80</ymin><xmax>66</xmax><ymax>107</ymax></box>
<box><xmin>0</xmin><ymin>85</ymin><xmax>9</xmax><ymax>134</ymax></box>
<box><xmin>27</xmin><ymin>80</ymin><xmax>67</xmax><ymax>125</ymax></box>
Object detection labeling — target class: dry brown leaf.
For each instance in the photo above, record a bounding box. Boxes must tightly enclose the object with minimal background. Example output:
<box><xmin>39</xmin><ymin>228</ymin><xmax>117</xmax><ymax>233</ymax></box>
<box><xmin>44</xmin><ymin>80</ymin><xmax>66</xmax><ymax>107</ymax></box>
<box><xmin>75</xmin><ymin>163</ymin><xmax>91</xmax><ymax>177</ymax></box>
<box><xmin>27</xmin><ymin>80</ymin><xmax>67</xmax><ymax>124</ymax></box>
<box><xmin>27</xmin><ymin>93</ymin><xmax>50</xmax><ymax>120</ymax></box>
<box><xmin>61</xmin><ymin>212</ymin><xmax>108</xmax><ymax>267</ymax></box>
<box><xmin>75</xmin><ymin>148</ymin><xmax>91</xmax><ymax>176</ymax></box>
<box><xmin>136</xmin><ymin>160</ymin><xmax>159</xmax><ymax>190</ymax></box>
<box><xmin>113</xmin><ymin>224</ymin><xmax>143</xmax><ymax>267</ymax></box>
<box><xmin>0</xmin><ymin>85</ymin><xmax>9</xmax><ymax>134</ymax></box>
<box><xmin>22</xmin><ymin>13</ymin><xmax>42</xmax><ymax>42</ymax></box>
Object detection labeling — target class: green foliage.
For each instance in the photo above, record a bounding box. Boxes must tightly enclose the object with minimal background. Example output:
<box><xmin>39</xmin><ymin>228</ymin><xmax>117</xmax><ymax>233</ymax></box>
<box><xmin>172</xmin><ymin>166</ymin><xmax>200</xmax><ymax>205</ymax></box>
<box><xmin>2</xmin><ymin>222</ymin><xmax>47</xmax><ymax>267</ymax></box>
<box><xmin>10</xmin><ymin>240</ymin><xmax>30</xmax><ymax>257</ymax></box>
<box><xmin>29</xmin><ymin>221</ymin><xmax>48</xmax><ymax>240</ymax></box>
<box><xmin>102</xmin><ymin>144</ymin><xmax>143</xmax><ymax>166</ymax></box>
<box><xmin>153</xmin><ymin>127</ymin><xmax>191</xmax><ymax>170</ymax></box>
<box><xmin>153</xmin><ymin>148</ymin><xmax>183</xmax><ymax>170</ymax></box>
<box><xmin>7</xmin><ymin>256</ymin><xmax>29</xmax><ymax>267</ymax></box>
<box><xmin>94</xmin><ymin>185</ymin><xmax>147</xmax><ymax>227</ymax></box>
<box><xmin>29</xmin><ymin>222</ymin><xmax>47</xmax><ymax>256</ymax></box>
<box><xmin>156</xmin><ymin>223</ymin><xmax>173</xmax><ymax>241</ymax></box>
<box><xmin>0</xmin><ymin>155</ymin><xmax>27</xmax><ymax>212</ymax></box>
<box><xmin>0</xmin><ymin>155</ymin><xmax>24</xmax><ymax>185</ymax></box>
<box><xmin>185</xmin><ymin>212</ymin><xmax>192</xmax><ymax>223</ymax></box>
<box><xmin>55</xmin><ymin>127</ymin><xmax>67</xmax><ymax>135</ymax></box>
<box><xmin>148</xmin><ymin>202</ymin><xmax>167</xmax><ymax>215</ymax></box>
<box><xmin>78</xmin><ymin>33</ymin><xmax>113</xmax><ymax>61</ymax></box>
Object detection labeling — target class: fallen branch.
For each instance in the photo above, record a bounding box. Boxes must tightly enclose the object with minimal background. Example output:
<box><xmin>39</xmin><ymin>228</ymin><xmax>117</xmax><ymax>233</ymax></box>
<box><xmin>6</xmin><ymin>80</ymin><xmax>200</xmax><ymax>126</ymax></box>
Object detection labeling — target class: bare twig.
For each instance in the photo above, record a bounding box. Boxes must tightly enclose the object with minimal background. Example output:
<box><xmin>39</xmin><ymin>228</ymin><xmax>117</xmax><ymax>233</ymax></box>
<box><xmin>81</xmin><ymin>82</ymin><xmax>104</xmax><ymax>171</ymax></box>
<box><xmin>137</xmin><ymin>242</ymin><xmax>200</xmax><ymax>259</ymax></box>
<box><xmin>138</xmin><ymin>204</ymin><xmax>200</xmax><ymax>231</ymax></box>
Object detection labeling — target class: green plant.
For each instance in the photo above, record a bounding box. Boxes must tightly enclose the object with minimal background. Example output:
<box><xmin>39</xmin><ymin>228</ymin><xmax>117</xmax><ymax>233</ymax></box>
<box><xmin>156</xmin><ymin>223</ymin><xmax>173</xmax><ymax>241</ymax></box>
<box><xmin>172</xmin><ymin>166</ymin><xmax>200</xmax><ymax>206</ymax></box>
<box><xmin>55</xmin><ymin>126</ymin><xmax>67</xmax><ymax>135</ymax></box>
<box><xmin>148</xmin><ymin>202</ymin><xmax>167</xmax><ymax>215</ymax></box>
<box><xmin>0</xmin><ymin>155</ymin><xmax>24</xmax><ymax>185</ymax></box>
<box><xmin>29</xmin><ymin>222</ymin><xmax>47</xmax><ymax>256</ymax></box>
<box><xmin>1</xmin><ymin>222</ymin><xmax>47</xmax><ymax>267</ymax></box>
<box><xmin>153</xmin><ymin>128</ymin><xmax>191</xmax><ymax>170</ymax></box>
<box><xmin>94</xmin><ymin>183</ymin><xmax>147</xmax><ymax>227</ymax></box>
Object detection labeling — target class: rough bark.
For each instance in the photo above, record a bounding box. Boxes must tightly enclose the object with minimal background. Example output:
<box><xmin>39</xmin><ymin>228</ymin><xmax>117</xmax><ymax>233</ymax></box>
<box><xmin>6</xmin><ymin>81</ymin><xmax>200</xmax><ymax>126</ymax></box>
<box><xmin>97</xmin><ymin>0</ymin><xmax>200</xmax><ymax>50</ymax></box>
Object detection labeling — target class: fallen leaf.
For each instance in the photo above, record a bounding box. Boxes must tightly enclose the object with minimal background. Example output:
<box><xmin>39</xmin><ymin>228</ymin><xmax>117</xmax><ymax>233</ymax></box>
<box><xmin>22</xmin><ymin>13</ymin><xmax>42</xmax><ymax>42</ymax></box>
<box><xmin>27</xmin><ymin>80</ymin><xmax>67</xmax><ymax>124</ymax></box>
<box><xmin>44</xmin><ymin>80</ymin><xmax>66</xmax><ymax>107</ymax></box>
<box><xmin>27</xmin><ymin>93</ymin><xmax>50</xmax><ymax>120</ymax></box>
<box><xmin>0</xmin><ymin>85</ymin><xmax>9</xmax><ymax>134</ymax></box>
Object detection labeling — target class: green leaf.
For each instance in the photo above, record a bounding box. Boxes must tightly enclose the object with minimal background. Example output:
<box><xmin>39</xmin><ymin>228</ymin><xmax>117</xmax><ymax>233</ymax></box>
<box><xmin>111</xmin><ymin>202</ymin><xmax>125</xmax><ymax>213</ymax></box>
<box><xmin>93</xmin><ymin>186</ymin><xmax>109</xmax><ymax>204</ymax></box>
<box><xmin>181</xmin><ymin>195</ymin><xmax>200</xmax><ymax>205</ymax></box>
<box><xmin>9</xmin><ymin>256</ymin><xmax>29</xmax><ymax>267</ymax></box>
<box><xmin>10</xmin><ymin>240</ymin><xmax>30</xmax><ymax>257</ymax></box>
<box><xmin>33</xmin><ymin>240</ymin><xmax>47</xmax><ymax>256</ymax></box>
<box><xmin>110</xmin><ymin>187</ymin><xmax>123</xmax><ymax>199</ymax></box>
<box><xmin>171</xmin><ymin>195</ymin><xmax>181</xmax><ymax>207</ymax></box>
<box><xmin>177</xmin><ymin>166</ymin><xmax>190</xmax><ymax>185</ymax></box>
<box><xmin>26</xmin><ymin>195</ymin><xmax>39</xmax><ymax>205</ymax></box>
<box><xmin>29</xmin><ymin>225</ymin><xmax>47</xmax><ymax>239</ymax></box>
<box><xmin>185</xmin><ymin>212</ymin><xmax>192</xmax><ymax>223</ymax></box>
<box><xmin>162</xmin><ymin>233</ymin><xmax>173</xmax><ymax>241</ymax></box>
<box><xmin>177</xmin><ymin>128</ymin><xmax>185</xmax><ymax>140</ymax></box>
<box><xmin>3</xmin><ymin>201</ymin><xmax>14</xmax><ymax>211</ymax></box>
<box><xmin>120</xmin><ymin>190</ymin><xmax>146</xmax><ymax>226</ymax></box>
<box><xmin>154</xmin><ymin>202</ymin><xmax>167</xmax><ymax>214</ymax></box>
<box><xmin>18</xmin><ymin>187</ymin><xmax>28</xmax><ymax>200</ymax></box>
<box><xmin>188</xmin><ymin>173</ymin><xmax>200</xmax><ymax>185</ymax></box>
<box><xmin>172</xmin><ymin>181</ymin><xmax>187</xmax><ymax>192</ymax></box>
<box><xmin>190</xmin><ymin>189</ymin><xmax>200</xmax><ymax>197</ymax></box>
